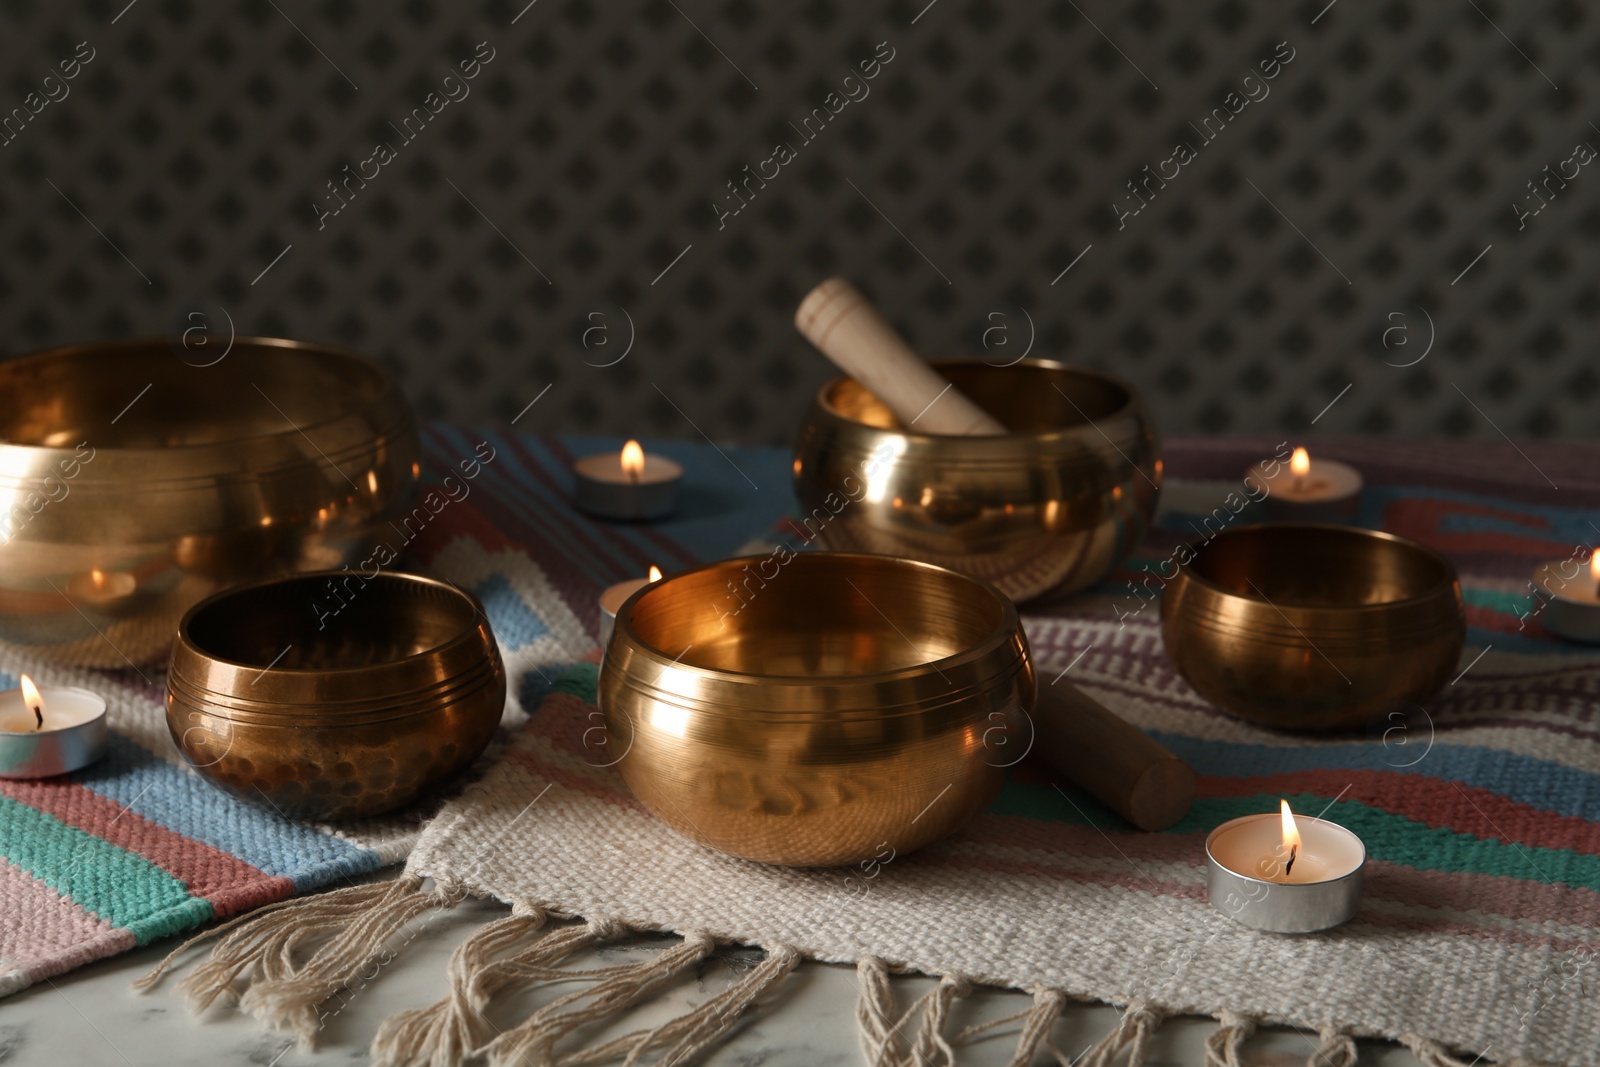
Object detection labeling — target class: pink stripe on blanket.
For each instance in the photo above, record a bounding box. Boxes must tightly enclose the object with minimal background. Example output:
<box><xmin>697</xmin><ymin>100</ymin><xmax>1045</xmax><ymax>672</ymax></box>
<box><xmin>0</xmin><ymin>858</ymin><xmax>135</xmax><ymax>977</ymax></box>
<box><xmin>0</xmin><ymin>778</ymin><xmax>294</xmax><ymax>919</ymax></box>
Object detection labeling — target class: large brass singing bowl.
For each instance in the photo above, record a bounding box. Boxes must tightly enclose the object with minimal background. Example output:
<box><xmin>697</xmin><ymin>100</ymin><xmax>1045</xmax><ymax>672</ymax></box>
<box><xmin>793</xmin><ymin>358</ymin><xmax>1161</xmax><ymax>604</ymax></box>
<box><xmin>0</xmin><ymin>337</ymin><xmax>420</xmax><ymax>666</ymax></box>
<box><xmin>600</xmin><ymin>552</ymin><xmax>1034</xmax><ymax>867</ymax></box>
<box><xmin>167</xmin><ymin>571</ymin><xmax>506</xmax><ymax>820</ymax></box>
<box><xmin>1161</xmin><ymin>524</ymin><xmax>1465</xmax><ymax>731</ymax></box>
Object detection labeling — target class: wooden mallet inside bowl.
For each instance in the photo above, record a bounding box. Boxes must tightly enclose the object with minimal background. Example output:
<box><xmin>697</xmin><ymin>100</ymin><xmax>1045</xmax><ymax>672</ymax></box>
<box><xmin>796</xmin><ymin>277</ymin><xmax>1195</xmax><ymax>831</ymax></box>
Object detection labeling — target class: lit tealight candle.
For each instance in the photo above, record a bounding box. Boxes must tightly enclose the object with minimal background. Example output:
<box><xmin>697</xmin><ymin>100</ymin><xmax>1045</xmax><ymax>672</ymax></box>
<box><xmin>599</xmin><ymin>566</ymin><xmax>663</xmax><ymax>655</ymax></box>
<box><xmin>1205</xmin><ymin>799</ymin><xmax>1365</xmax><ymax>933</ymax></box>
<box><xmin>66</xmin><ymin>567</ymin><xmax>138</xmax><ymax>607</ymax></box>
<box><xmin>0</xmin><ymin>674</ymin><xmax>109</xmax><ymax>779</ymax></box>
<box><xmin>574</xmin><ymin>440</ymin><xmax>683</xmax><ymax>522</ymax></box>
<box><xmin>1250</xmin><ymin>446</ymin><xmax>1363</xmax><ymax>523</ymax></box>
<box><xmin>1531</xmin><ymin>552</ymin><xmax>1600</xmax><ymax>643</ymax></box>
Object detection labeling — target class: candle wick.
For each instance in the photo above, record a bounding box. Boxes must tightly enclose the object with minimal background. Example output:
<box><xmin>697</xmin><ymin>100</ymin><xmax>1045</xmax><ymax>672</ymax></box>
<box><xmin>1284</xmin><ymin>844</ymin><xmax>1297</xmax><ymax>878</ymax></box>
<box><xmin>29</xmin><ymin>703</ymin><xmax>42</xmax><ymax>732</ymax></box>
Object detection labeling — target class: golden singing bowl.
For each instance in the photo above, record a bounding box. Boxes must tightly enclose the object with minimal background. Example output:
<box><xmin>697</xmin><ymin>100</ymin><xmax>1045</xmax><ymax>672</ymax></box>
<box><xmin>0</xmin><ymin>337</ymin><xmax>420</xmax><ymax>666</ymax></box>
<box><xmin>1161</xmin><ymin>524</ymin><xmax>1465</xmax><ymax>731</ymax></box>
<box><xmin>793</xmin><ymin>358</ymin><xmax>1161</xmax><ymax>603</ymax></box>
<box><xmin>167</xmin><ymin>571</ymin><xmax>505</xmax><ymax>820</ymax></box>
<box><xmin>600</xmin><ymin>552</ymin><xmax>1034</xmax><ymax>867</ymax></box>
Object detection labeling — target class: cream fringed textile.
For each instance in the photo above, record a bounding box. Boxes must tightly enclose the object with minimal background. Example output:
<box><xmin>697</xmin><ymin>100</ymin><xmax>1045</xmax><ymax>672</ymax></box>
<box><xmin>141</xmin><ymin>675</ymin><xmax>1594</xmax><ymax>1067</ymax></box>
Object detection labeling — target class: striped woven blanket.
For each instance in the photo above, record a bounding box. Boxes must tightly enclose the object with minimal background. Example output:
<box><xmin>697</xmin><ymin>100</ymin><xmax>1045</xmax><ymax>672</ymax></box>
<box><xmin>9</xmin><ymin>430</ymin><xmax>1600</xmax><ymax>1067</ymax></box>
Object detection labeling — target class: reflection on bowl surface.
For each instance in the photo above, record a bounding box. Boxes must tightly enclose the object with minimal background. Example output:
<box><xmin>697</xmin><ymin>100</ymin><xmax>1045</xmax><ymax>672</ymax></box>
<box><xmin>601</xmin><ymin>551</ymin><xmax>1035</xmax><ymax>867</ymax></box>
<box><xmin>1161</xmin><ymin>524</ymin><xmax>1465</xmax><ymax>731</ymax></box>
<box><xmin>0</xmin><ymin>337</ymin><xmax>419</xmax><ymax>666</ymax></box>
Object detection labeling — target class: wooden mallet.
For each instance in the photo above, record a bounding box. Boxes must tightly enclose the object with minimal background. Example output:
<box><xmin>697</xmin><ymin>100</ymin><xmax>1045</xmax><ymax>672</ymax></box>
<box><xmin>795</xmin><ymin>277</ymin><xmax>1195</xmax><ymax>831</ymax></box>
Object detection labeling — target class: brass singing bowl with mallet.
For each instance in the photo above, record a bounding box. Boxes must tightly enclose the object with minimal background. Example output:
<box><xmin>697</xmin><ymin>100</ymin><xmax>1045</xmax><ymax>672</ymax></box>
<box><xmin>1161</xmin><ymin>524</ymin><xmax>1466</xmax><ymax>731</ymax></box>
<box><xmin>0</xmin><ymin>337</ymin><xmax>420</xmax><ymax>666</ymax></box>
<box><xmin>167</xmin><ymin>571</ymin><xmax>505</xmax><ymax>820</ymax></box>
<box><xmin>793</xmin><ymin>358</ymin><xmax>1161</xmax><ymax>604</ymax></box>
<box><xmin>601</xmin><ymin>552</ymin><xmax>1194</xmax><ymax>867</ymax></box>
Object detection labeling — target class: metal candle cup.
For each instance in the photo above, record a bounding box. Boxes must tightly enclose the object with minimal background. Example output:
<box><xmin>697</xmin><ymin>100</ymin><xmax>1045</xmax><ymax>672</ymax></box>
<box><xmin>65</xmin><ymin>568</ymin><xmax>139</xmax><ymax>609</ymax></box>
<box><xmin>574</xmin><ymin>441</ymin><xmax>682</xmax><ymax>521</ymax></box>
<box><xmin>1251</xmin><ymin>447</ymin><xmax>1362</xmax><ymax>524</ymax></box>
<box><xmin>1531</xmin><ymin>556</ymin><xmax>1600</xmax><ymax>643</ymax></box>
<box><xmin>598</xmin><ymin>567</ymin><xmax>661</xmax><ymax>655</ymax></box>
<box><xmin>1206</xmin><ymin>812</ymin><xmax>1365</xmax><ymax>933</ymax></box>
<box><xmin>0</xmin><ymin>680</ymin><xmax>108</xmax><ymax>779</ymax></box>
<box><xmin>599</xmin><ymin>579</ymin><xmax>649</xmax><ymax>652</ymax></box>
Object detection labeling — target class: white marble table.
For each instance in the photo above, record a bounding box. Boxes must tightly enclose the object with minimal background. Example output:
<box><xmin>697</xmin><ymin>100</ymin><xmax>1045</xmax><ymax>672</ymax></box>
<box><xmin>3</xmin><ymin>872</ymin><xmax>1425</xmax><ymax>1067</ymax></box>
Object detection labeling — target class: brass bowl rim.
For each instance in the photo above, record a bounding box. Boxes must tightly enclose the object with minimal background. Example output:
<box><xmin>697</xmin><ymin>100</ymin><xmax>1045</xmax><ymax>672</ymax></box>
<box><xmin>0</xmin><ymin>336</ymin><xmax>401</xmax><ymax>459</ymax></box>
<box><xmin>614</xmin><ymin>550</ymin><xmax>1022</xmax><ymax>688</ymax></box>
<box><xmin>1179</xmin><ymin>522</ymin><xmax>1460</xmax><ymax>614</ymax></box>
<box><xmin>175</xmin><ymin>569</ymin><xmax>489</xmax><ymax>677</ymax></box>
<box><xmin>812</xmin><ymin>356</ymin><xmax>1143</xmax><ymax>443</ymax></box>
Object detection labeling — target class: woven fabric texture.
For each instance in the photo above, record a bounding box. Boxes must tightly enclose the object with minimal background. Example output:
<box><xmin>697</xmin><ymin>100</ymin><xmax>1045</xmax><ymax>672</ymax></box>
<box><xmin>401</xmin><ymin>435</ymin><xmax>1600</xmax><ymax>1067</ymax></box>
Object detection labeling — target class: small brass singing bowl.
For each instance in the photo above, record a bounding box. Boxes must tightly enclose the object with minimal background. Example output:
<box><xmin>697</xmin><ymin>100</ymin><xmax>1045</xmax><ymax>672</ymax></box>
<box><xmin>1161</xmin><ymin>524</ymin><xmax>1465</xmax><ymax>731</ymax></box>
<box><xmin>167</xmin><ymin>571</ymin><xmax>506</xmax><ymax>820</ymax></box>
<box><xmin>0</xmin><ymin>337</ymin><xmax>420</xmax><ymax>667</ymax></box>
<box><xmin>793</xmin><ymin>358</ymin><xmax>1161</xmax><ymax>604</ymax></box>
<box><xmin>600</xmin><ymin>552</ymin><xmax>1034</xmax><ymax>867</ymax></box>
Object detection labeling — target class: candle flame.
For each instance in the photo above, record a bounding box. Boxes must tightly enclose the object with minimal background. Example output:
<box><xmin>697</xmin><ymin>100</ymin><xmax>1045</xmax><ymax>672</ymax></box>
<box><xmin>648</xmin><ymin>565</ymin><xmax>663</xmax><ymax>582</ymax></box>
<box><xmin>90</xmin><ymin>569</ymin><xmax>105</xmax><ymax>591</ymax></box>
<box><xmin>19</xmin><ymin>674</ymin><xmax>43</xmax><ymax>731</ymax></box>
<box><xmin>620</xmin><ymin>440</ymin><xmax>645</xmax><ymax>479</ymax></box>
<box><xmin>1591</xmin><ymin>552</ymin><xmax>1600</xmax><ymax>583</ymax></box>
<box><xmin>1289</xmin><ymin>447</ymin><xmax>1311</xmax><ymax>478</ymax></box>
<box><xmin>1280</xmin><ymin>798</ymin><xmax>1301</xmax><ymax>854</ymax></box>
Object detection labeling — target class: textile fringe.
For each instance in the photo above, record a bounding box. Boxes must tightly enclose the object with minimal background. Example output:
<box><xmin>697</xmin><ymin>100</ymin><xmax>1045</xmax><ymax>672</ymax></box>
<box><xmin>1400</xmin><ymin>1034</ymin><xmax>1494</xmax><ymax>1067</ymax></box>
<box><xmin>370</xmin><ymin>906</ymin><xmax>798</xmax><ymax>1067</ymax></box>
<box><xmin>369</xmin><ymin>904</ymin><xmax>558</xmax><ymax>1067</ymax></box>
<box><xmin>479</xmin><ymin>927</ymin><xmax>716</xmax><ymax>1067</ymax></box>
<box><xmin>1004</xmin><ymin>988</ymin><xmax>1067</xmax><ymax>1067</ymax></box>
<box><xmin>139</xmin><ymin>886</ymin><xmax>1512</xmax><ymax>1067</ymax></box>
<box><xmin>558</xmin><ymin>942</ymin><xmax>801</xmax><ymax>1067</ymax></box>
<box><xmin>1202</xmin><ymin>1009</ymin><xmax>1256</xmax><ymax>1067</ymax></box>
<box><xmin>852</xmin><ymin>971</ymin><xmax>1177</xmax><ymax>1067</ymax></box>
<box><xmin>907</xmin><ymin>975</ymin><xmax>971</xmax><ymax>1067</ymax></box>
<box><xmin>140</xmin><ymin>881</ymin><xmax>801</xmax><ymax>1067</ymax></box>
<box><xmin>132</xmin><ymin>885</ymin><xmax>384</xmax><ymax>995</ymax></box>
<box><xmin>856</xmin><ymin>957</ymin><xmax>905</xmax><ymax>1065</ymax></box>
<box><xmin>1309</xmin><ymin>1027</ymin><xmax>1358</xmax><ymax>1067</ymax></box>
<box><xmin>241</xmin><ymin>876</ymin><xmax>465</xmax><ymax>1045</ymax></box>
<box><xmin>1079</xmin><ymin>1000</ymin><xmax>1162</xmax><ymax>1067</ymax></box>
<box><xmin>854</xmin><ymin>959</ymin><xmax>976</xmax><ymax>1067</ymax></box>
<box><xmin>134</xmin><ymin>877</ymin><xmax>442</xmax><ymax>1019</ymax></box>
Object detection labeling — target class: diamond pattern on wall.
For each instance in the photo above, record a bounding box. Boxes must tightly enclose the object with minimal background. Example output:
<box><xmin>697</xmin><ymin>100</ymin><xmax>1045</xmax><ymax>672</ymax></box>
<box><xmin>1</xmin><ymin>0</ymin><xmax>1596</xmax><ymax>444</ymax></box>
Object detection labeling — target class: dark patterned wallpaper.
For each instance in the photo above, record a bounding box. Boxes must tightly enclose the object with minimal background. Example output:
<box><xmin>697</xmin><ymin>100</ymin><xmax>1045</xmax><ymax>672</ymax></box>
<box><xmin>1</xmin><ymin>0</ymin><xmax>1596</xmax><ymax>444</ymax></box>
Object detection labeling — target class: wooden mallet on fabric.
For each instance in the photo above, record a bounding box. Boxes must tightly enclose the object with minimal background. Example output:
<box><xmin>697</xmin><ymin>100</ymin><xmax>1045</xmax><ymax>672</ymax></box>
<box><xmin>795</xmin><ymin>277</ymin><xmax>1196</xmax><ymax>832</ymax></box>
